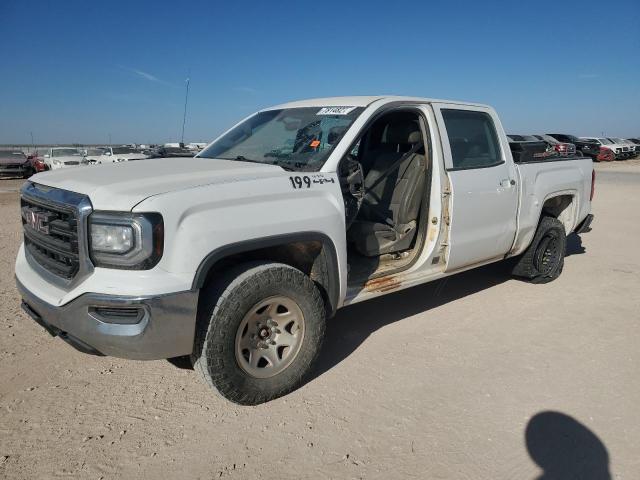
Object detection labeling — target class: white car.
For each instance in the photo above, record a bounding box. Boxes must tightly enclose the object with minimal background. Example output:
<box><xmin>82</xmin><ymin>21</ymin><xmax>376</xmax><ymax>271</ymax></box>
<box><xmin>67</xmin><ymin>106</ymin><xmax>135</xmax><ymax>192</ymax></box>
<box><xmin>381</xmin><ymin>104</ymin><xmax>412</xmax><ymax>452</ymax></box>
<box><xmin>43</xmin><ymin>147</ymin><xmax>88</xmax><ymax>169</ymax></box>
<box><xmin>16</xmin><ymin>96</ymin><xmax>594</xmax><ymax>405</ymax></box>
<box><xmin>610</xmin><ymin>138</ymin><xmax>637</xmax><ymax>157</ymax></box>
<box><xmin>90</xmin><ymin>146</ymin><xmax>148</xmax><ymax>164</ymax></box>
<box><xmin>83</xmin><ymin>147</ymin><xmax>108</xmax><ymax>164</ymax></box>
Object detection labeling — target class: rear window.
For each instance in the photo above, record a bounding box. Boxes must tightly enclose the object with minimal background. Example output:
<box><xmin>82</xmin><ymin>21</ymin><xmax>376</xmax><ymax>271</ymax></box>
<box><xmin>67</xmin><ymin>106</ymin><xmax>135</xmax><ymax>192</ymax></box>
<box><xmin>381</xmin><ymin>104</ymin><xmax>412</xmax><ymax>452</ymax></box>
<box><xmin>442</xmin><ymin>109</ymin><xmax>502</xmax><ymax>169</ymax></box>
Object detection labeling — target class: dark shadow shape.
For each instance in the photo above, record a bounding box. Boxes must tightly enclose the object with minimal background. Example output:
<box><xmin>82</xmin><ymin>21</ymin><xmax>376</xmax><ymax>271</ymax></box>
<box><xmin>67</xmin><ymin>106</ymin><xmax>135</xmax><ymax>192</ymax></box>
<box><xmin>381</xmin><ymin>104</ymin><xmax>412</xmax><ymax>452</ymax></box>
<box><xmin>566</xmin><ymin>232</ymin><xmax>586</xmax><ymax>257</ymax></box>
<box><xmin>167</xmin><ymin>355</ymin><xmax>193</xmax><ymax>370</ymax></box>
<box><xmin>308</xmin><ymin>262</ymin><xmax>511</xmax><ymax>382</ymax></box>
<box><xmin>526</xmin><ymin>411</ymin><xmax>611</xmax><ymax>480</ymax></box>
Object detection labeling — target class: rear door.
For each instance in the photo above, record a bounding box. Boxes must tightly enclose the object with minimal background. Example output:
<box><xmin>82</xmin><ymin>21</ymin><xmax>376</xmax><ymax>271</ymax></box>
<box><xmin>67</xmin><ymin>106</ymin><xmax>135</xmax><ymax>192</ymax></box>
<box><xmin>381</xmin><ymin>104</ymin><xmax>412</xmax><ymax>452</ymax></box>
<box><xmin>433</xmin><ymin>104</ymin><xmax>518</xmax><ymax>270</ymax></box>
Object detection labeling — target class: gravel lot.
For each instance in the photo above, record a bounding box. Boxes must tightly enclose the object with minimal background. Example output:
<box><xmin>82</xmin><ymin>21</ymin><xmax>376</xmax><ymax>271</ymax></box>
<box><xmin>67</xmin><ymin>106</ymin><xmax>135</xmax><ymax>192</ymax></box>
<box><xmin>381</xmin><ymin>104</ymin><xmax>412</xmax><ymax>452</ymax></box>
<box><xmin>1</xmin><ymin>161</ymin><xmax>639</xmax><ymax>479</ymax></box>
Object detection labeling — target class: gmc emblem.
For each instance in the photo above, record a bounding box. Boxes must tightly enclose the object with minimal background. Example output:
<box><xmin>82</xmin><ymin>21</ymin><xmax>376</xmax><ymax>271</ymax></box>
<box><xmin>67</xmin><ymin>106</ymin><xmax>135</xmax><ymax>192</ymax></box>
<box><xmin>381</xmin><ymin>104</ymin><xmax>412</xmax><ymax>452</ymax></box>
<box><xmin>24</xmin><ymin>209</ymin><xmax>51</xmax><ymax>234</ymax></box>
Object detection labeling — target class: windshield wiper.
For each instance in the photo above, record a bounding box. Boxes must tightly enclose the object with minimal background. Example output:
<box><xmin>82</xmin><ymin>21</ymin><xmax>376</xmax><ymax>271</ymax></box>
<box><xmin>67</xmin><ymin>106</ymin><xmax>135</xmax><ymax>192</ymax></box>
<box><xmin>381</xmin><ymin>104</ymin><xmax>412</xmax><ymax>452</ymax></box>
<box><xmin>218</xmin><ymin>155</ymin><xmax>262</xmax><ymax>164</ymax></box>
<box><xmin>221</xmin><ymin>155</ymin><xmax>294</xmax><ymax>171</ymax></box>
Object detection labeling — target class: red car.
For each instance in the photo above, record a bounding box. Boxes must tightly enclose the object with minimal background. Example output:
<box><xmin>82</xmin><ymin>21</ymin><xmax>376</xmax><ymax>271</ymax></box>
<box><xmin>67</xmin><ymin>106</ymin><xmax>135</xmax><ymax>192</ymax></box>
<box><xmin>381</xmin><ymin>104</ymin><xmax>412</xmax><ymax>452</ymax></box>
<box><xmin>597</xmin><ymin>147</ymin><xmax>615</xmax><ymax>162</ymax></box>
<box><xmin>26</xmin><ymin>152</ymin><xmax>48</xmax><ymax>172</ymax></box>
<box><xmin>0</xmin><ymin>149</ymin><xmax>35</xmax><ymax>178</ymax></box>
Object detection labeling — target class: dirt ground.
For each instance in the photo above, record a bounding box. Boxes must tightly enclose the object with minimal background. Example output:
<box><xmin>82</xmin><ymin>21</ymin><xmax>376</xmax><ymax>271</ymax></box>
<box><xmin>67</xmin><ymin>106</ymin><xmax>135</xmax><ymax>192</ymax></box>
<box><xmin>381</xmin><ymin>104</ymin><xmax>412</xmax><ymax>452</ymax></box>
<box><xmin>1</xmin><ymin>161</ymin><xmax>639</xmax><ymax>479</ymax></box>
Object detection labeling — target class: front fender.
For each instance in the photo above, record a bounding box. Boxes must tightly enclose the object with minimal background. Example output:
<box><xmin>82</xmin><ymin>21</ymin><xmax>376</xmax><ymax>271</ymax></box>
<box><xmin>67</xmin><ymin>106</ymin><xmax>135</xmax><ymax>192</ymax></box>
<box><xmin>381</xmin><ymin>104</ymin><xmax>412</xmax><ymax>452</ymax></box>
<box><xmin>134</xmin><ymin>171</ymin><xmax>348</xmax><ymax>306</ymax></box>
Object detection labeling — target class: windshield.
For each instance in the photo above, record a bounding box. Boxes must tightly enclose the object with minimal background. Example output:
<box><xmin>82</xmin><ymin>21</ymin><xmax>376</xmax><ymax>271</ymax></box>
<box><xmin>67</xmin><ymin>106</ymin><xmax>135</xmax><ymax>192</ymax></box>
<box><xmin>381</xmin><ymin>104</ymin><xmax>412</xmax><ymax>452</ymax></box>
<box><xmin>52</xmin><ymin>148</ymin><xmax>80</xmax><ymax>157</ymax></box>
<box><xmin>198</xmin><ymin>106</ymin><xmax>364</xmax><ymax>171</ymax></box>
<box><xmin>112</xmin><ymin>147</ymin><xmax>138</xmax><ymax>154</ymax></box>
<box><xmin>86</xmin><ymin>148</ymin><xmax>106</xmax><ymax>156</ymax></box>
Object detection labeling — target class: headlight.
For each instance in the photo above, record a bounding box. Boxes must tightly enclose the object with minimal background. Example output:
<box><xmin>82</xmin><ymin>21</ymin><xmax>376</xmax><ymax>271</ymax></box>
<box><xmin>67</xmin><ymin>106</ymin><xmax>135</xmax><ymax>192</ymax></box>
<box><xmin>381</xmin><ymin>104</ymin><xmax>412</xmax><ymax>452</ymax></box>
<box><xmin>53</xmin><ymin>159</ymin><xmax>61</xmax><ymax>165</ymax></box>
<box><xmin>89</xmin><ymin>212</ymin><xmax>163</xmax><ymax>269</ymax></box>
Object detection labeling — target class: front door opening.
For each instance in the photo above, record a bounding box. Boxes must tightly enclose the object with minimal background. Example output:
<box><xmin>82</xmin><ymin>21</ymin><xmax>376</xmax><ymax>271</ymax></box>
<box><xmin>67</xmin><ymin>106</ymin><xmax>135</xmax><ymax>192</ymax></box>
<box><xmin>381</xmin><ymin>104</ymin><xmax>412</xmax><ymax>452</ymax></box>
<box><xmin>341</xmin><ymin>109</ymin><xmax>431</xmax><ymax>285</ymax></box>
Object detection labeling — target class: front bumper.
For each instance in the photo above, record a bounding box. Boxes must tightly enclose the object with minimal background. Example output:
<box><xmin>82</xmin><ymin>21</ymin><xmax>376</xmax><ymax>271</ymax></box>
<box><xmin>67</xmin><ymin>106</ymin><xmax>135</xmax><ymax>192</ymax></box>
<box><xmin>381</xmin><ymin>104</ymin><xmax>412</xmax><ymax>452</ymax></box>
<box><xmin>0</xmin><ymin>167</ymin><xmax>28</xmax><ymax>177</ymax></box>
<box><xmin>17</xmin><ymin>278</ymin><xmax>199</xmax><ymax>360</ymax></box>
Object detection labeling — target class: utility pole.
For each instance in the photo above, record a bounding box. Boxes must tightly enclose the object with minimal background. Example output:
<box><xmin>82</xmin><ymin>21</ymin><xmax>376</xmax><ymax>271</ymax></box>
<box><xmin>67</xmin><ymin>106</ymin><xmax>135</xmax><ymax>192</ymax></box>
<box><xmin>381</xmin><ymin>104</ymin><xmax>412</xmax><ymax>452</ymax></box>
<box><xmin>30</xmin><ymin>132</ymin><xmax>35</xmax><ymax>152</ymax></box>
<box><xmin>181</xmin><ymin>75</ymin><xmax>190</xmax><ymax>146</ymax></box>
<box><xmin>108</xmin><ymin>133</ymin><xmax>112</xmax><ymax>146</ymax></box>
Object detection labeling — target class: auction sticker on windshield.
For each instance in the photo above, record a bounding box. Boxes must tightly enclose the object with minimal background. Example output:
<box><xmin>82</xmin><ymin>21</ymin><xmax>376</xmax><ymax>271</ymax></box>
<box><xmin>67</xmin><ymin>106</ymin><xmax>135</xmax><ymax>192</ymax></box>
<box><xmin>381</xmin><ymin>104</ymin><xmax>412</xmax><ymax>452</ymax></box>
<box><xmin>317</xmin><ymin>107</ymin><xmax>357</xmax><ymax>115</ymax></box>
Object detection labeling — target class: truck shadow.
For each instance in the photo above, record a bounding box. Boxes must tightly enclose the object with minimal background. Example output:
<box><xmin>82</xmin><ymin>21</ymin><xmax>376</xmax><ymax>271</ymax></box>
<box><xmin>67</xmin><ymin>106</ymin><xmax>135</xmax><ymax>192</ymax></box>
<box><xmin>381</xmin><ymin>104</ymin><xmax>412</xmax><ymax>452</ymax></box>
<box><xmin>310</xmin><ymin>232</ymin><xmax>587</xmax><ymax>384</ymax></box>
<box><xmin>526</xmin><ymin>411</ymin><xmax>611</xmax><ymax>479</ymax></box>
<box><xmin>566</xmin><ymin>232</ymin><xmax>586</xmax><ymax>257</ymax></box>
<box><xmin>309</xmin><ymin>261</ymin><xmax>512</xmax><ymax>383</ymax></box>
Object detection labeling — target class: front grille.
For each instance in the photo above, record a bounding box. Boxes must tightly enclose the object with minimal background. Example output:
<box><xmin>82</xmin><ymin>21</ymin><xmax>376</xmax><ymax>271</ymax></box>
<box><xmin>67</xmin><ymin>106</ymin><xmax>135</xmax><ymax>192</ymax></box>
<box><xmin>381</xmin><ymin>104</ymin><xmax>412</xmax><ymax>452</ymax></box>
<box><xmin>0</xmin><ymin>163</ymin><xmax>24</xmax><ymax>169</ymax></box>
<box><xmin>21</xmin><ymin>196</ymin><xmax>80</xmax><ymax>279</ymax></box>
<box><xmin>65</xmin><ymin>161</ymin><xmax>79</xmax><ymax>166</ymax></box>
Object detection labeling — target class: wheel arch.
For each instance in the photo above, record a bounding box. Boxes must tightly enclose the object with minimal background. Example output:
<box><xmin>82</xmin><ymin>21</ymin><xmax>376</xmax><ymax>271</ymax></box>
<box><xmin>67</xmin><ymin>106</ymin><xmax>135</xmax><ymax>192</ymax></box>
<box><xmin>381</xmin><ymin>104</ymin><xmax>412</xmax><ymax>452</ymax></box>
<box><xmin>540</xmin><ymin>192</ymin><xmax>577</xmax><ymax>233</ymax></box>
<box><xmin>192</xmin><ymin>232</ymin><xmax>340</xmax><ymax>316</ymax></box>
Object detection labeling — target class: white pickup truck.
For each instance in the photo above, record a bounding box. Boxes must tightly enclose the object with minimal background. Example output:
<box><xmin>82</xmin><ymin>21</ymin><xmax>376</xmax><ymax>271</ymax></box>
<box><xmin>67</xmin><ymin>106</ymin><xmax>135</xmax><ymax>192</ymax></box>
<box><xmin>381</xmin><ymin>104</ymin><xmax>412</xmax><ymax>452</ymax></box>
<box><xmin>16</xmin><ymin>96</ymin><xmax>594</xmax><ymax>404</ymax></box>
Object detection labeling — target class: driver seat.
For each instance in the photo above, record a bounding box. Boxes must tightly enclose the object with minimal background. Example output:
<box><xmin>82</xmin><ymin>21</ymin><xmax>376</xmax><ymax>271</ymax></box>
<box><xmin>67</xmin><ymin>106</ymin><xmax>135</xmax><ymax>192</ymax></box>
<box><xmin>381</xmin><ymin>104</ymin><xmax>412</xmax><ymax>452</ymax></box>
<box><xmin>348</xmin><ymin>121</ymin><xmax>426</xmax><ymax>256</ymax></box>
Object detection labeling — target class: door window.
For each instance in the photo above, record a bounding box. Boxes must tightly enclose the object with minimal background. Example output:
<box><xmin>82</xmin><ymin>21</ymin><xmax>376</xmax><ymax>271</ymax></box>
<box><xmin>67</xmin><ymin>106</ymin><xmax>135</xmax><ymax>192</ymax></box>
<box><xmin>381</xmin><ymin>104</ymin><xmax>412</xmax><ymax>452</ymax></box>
<box><xmin>442</xmin><ymin>109</ymin><xmax>502</xmax><ymax>169</ymax></box>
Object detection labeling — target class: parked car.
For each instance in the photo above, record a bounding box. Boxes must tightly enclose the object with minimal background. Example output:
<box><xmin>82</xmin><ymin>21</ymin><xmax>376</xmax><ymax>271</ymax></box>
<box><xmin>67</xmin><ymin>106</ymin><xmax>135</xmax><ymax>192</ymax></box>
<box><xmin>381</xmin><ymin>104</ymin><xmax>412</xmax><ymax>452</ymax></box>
<box><xmin>43</xmin><ymin>147</ymin><xmax>88</xmax><ymax>169</ymax></box>
<box><xmin>596</xmin><ymin>147</ymin><xmax>615</xmax><ymax>162</ymax></box>
<box><xmin>507</xmin><ymin>135</ymin><xmax>558</xmax><ymax>163</ymax></box>
<box><xmin>89</xmin><ymin>146</ymin><xmax>148</xmax><ymax>164</ymax></box>
<box><xmin>26</xmin><ymin>152</ymin><xmax>48</xmax><ymax>172</ymax></box>
<box><xmin>610</xmin><ymin>138</ymin><xmax>637</xmax><ymax>158</ymax></box>
<box><xmin>532</xmin><ymin>134</ymin><xmax>576</xmax><ymax>156</ymax></box>
<box><xmin>580</xmin><ymin>138</ymin><xmax>628</xmax><ymax>160</ymax></box>
<box><xmin>547</xmin><ymin>134</ymin><xmax>600</xmax><ymax>159</ymax></box>
<box><xmin>145</xmin><ymin>145</ymin><xmax>196</xmax><ymax>158</ymax></box>
<box><xmin>0</xmin><ymin>149</ymin><xmax>34</xmax><ymax>178</ymax></box>
<box><xmin>626</xmin><ymin>139</ymin><xmax>640</xmax><ymax>155</ymax></box>
<box><xmin>83</xmin><ymin>147</ymin><xmax>108</xmax><ymax>164</ymax></box>
<box><xmin>16</xmin><ymin>96</ymin><xmax>595</xmax><ymax>405</ymax></box>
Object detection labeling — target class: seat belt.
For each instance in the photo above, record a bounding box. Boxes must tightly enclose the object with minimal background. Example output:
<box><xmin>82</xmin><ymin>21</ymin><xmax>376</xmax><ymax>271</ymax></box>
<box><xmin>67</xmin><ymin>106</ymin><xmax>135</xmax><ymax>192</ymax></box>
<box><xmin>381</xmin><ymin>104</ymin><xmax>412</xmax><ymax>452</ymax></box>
<box><xmin>364</xmin><ymin>142</ymin><xmax>422</xmax><ymax>195</ymax></box>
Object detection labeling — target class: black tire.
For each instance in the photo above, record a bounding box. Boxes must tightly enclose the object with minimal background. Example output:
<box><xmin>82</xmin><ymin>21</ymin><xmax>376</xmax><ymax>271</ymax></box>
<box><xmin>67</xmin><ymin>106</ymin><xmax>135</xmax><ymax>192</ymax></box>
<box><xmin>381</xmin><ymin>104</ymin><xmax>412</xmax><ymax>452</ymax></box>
<box><xmin>191</xmin><ymin>261</ymin><xmax>326</xmax><ymax>405</ymax></box>
<box><xmin>511</xmin><ymin>216</ymin><xmax>566</xmax><ymax>284</ymax></box>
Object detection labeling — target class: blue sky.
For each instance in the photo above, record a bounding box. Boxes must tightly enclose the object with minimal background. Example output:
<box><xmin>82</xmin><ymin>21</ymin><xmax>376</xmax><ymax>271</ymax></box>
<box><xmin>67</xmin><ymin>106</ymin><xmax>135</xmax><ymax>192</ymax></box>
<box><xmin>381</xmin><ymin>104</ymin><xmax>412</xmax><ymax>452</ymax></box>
<box><xmin>1</xmin><ymin>0</ymin><xmax>638</xmax><ymax>144</ymax></box>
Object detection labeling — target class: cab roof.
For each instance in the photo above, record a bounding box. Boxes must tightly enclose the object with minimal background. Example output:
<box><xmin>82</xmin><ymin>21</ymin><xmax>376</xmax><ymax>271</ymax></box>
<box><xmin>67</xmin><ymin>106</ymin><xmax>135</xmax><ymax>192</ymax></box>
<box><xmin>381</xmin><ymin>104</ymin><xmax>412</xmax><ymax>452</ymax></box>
<box><xmin>265</xmin><ymin>95</ymin><xmax>490</xmax><ymax>110</ymax></box>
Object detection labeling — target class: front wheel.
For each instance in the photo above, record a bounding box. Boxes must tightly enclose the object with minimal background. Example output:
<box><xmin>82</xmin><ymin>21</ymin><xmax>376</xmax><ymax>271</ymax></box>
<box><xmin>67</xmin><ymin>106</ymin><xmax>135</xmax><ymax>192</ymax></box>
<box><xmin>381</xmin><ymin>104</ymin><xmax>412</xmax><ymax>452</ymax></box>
<box><xmin>191</xmin><ymin>262</ymin><xmax>326</xmax><ymax>405</ymax></box>
<box><xmin>511</xmin><ymin>216</ymin><xmax>566</xmax><ymax>284</ymax></box>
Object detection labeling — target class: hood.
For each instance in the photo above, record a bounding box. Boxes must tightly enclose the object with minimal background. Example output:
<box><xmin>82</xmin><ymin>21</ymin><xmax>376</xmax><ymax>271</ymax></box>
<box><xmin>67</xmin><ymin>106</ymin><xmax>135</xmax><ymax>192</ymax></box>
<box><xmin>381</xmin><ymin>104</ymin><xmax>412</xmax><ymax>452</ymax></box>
<box><xmin>30</xmin><ymin>157</ymin><xmax>284</xmax><ymax>210</ymax></box>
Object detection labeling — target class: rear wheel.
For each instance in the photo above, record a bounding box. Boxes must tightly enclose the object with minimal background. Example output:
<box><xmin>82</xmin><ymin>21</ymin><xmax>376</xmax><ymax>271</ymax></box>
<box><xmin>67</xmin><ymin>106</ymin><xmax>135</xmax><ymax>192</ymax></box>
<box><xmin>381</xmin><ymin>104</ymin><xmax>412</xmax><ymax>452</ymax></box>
<box><xmin>191</xmin><ymin>262</ymin><xmax>326</xmax><ymax>405</ymax></box>
<box><xmin>511</xmin><ymin>216</ymin><xmax>566</xmax><ymax>284</ymax></box>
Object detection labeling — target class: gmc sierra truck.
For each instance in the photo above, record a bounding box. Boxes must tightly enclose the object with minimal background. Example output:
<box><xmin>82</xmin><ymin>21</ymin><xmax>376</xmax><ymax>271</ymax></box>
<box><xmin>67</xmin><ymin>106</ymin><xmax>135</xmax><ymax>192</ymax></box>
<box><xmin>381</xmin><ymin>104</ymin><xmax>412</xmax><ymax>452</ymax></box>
<box><xmin>16</xmin><ymin>96</ymin><xmax>595</xmax><ymax>405</ymax></box>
